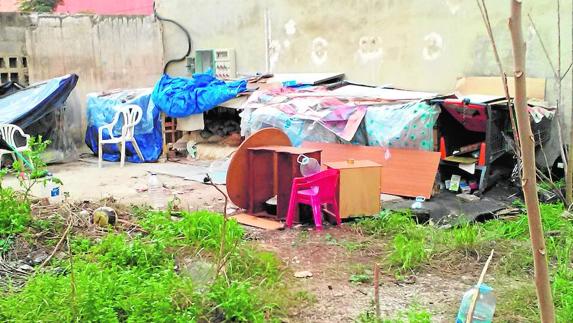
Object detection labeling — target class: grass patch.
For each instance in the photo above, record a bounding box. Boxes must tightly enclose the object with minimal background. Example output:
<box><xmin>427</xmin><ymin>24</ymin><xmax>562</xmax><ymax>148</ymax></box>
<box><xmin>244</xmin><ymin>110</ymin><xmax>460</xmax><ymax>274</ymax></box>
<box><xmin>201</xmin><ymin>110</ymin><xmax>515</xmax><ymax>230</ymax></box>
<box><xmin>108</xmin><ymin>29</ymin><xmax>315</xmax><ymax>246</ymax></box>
<box><xmin>353</xmin><ymin>202</ymin><xmax>573</xmax><ymax>321</ymax></box>
<box><xmin>0</xmin><ymin>210</ymin><xmax>293</xmax><ymax>322</ymax></box>
<box><xmin>356</xmin><ymin>303</ymin><xmax>431</xmax><ymax>323</ymax></box>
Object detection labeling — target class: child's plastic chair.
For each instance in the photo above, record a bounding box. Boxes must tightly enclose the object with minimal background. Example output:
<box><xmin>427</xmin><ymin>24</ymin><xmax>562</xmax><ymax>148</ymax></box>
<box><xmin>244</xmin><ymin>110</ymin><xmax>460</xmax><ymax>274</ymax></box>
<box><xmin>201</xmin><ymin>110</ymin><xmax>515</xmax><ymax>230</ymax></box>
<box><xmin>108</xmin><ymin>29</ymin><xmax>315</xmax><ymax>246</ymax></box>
<box><xmin>286</xmin><ymin>168</ymin><xmax>341</xmax><ymax>230</ymax></box>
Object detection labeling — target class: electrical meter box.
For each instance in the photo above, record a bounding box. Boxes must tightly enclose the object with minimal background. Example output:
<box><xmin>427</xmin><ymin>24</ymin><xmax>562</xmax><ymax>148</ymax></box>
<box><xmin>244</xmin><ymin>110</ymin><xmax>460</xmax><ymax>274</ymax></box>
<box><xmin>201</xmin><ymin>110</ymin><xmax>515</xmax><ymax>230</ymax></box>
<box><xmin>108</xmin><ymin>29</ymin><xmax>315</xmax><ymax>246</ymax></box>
<box><xmin>186</xmin><ymin>48</ymin><xmax>236</xmax><ymax>79</ymax></box>
<box><xmin>214</xmin><ymin>49</ymin><xmax>236</xmax><ymax>79</ymax></box>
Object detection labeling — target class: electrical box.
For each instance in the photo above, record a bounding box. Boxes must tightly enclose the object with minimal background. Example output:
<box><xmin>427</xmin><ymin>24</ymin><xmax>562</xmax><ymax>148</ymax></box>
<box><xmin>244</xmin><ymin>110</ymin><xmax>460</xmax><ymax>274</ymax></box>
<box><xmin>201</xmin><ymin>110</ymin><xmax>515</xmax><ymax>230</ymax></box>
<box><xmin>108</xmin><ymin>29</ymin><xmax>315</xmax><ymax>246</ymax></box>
<box><xmin>195</xmin><ymin>50</ymin><xmax>215</xmax><ymax>74</ymax></box>
<box><xmin>186</xmin><ymin>48</ymin><xmax>236</xmax><ymax>79</ymax></box>
<box><xmin>214</xmin><ymin>48</ymin><xmax>236</xmax><ymax>79</ymax></box>
<box><xmin>186</xmin><ymin>50</ymin><xmax>215</xmax><ymax>75</ymax></box>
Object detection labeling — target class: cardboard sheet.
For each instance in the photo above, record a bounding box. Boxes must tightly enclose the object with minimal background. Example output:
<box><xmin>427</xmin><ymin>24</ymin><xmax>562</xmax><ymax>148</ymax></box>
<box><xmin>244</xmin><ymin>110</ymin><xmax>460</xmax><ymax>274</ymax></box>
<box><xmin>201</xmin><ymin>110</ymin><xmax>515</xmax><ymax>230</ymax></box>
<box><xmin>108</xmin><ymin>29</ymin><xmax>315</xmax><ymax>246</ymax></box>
<box><xmin>301</xmin><ymin>142</ymin><xmax>441</xmax><ymax>199</ymax></box>
<box><xmin>455</xmin><ymin>76</ymin><xmax>546</xmax><ymax>101</ymax></box>
<box><xmin>231</xmin><ymin>213</ymin><xmax>284</xmax><ymax>230</ymax></box>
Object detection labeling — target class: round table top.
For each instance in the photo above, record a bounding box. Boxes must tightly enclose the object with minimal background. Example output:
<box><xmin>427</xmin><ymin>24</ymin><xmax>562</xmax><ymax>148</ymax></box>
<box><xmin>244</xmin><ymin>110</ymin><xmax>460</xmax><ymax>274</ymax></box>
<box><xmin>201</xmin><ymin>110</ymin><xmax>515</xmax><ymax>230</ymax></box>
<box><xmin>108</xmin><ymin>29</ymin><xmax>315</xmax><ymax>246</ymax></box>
<box><xmin>226</xmin><ymin>128</ymin><xmax>291</xmax><ymax>209</ymax></box>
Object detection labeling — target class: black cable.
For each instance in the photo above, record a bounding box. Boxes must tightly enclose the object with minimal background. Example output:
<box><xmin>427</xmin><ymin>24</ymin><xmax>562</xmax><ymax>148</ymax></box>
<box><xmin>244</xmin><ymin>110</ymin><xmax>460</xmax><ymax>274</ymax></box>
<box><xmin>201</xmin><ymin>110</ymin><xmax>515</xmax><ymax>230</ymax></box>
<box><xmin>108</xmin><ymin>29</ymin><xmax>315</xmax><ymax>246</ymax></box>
<box><xmin>153</xmin><ymin>1</ymin><xmax>192</xmax><ymax>75</ymax></box>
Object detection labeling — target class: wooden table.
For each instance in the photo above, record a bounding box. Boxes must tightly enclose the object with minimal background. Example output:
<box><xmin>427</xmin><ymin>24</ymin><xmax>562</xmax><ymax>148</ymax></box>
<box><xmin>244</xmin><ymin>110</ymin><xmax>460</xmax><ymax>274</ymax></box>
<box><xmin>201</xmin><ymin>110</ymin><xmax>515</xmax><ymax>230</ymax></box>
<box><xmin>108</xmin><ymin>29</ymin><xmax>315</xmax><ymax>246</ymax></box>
<box><xmin>247</xmin><ymin>146</ymin><xmax>321</xmax><ymax>221</ymax></box>
<box><xmin>226</xmin><ymin>128</ymin><xmax>292</xmax><ymax>210</ymax></box>
<box><xmin>325</xmin><ymin>160</ymin><xmax>381</xmax><ymax>218</ymax></box>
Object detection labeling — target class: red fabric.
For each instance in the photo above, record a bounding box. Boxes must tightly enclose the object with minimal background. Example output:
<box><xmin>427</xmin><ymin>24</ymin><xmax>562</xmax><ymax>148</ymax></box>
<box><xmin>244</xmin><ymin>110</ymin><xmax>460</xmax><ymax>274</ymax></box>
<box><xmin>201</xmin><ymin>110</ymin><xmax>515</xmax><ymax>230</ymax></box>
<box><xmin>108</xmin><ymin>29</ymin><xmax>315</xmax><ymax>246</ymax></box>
<box><xmin>54</xmin><ymin>0</ymin><xmax>153</xmax><ymax>15</ymax></box>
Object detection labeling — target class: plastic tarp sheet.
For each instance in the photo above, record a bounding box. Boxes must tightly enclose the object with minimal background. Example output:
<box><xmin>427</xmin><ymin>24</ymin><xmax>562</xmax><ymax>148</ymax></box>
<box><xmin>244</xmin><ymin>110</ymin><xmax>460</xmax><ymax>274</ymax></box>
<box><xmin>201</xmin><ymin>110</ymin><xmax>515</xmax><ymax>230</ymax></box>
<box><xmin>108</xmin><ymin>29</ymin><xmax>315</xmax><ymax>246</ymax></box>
<box><xmin>242</xmin><ymin>107</ymin><xmax>338</xmax><ymax>146</ymax></box>
<box><xmin>0</xmin><ymin>74</ymin><xmax>79</xmax><ymax>163</ymax></box>
<box><xmin>0</xmin><ymin>74</ymin><xmax>78</xmax><ymax>127</ymax></box>
<box><xmin>85</xmin><ymin>89</ymin><xmax>162</xmax><ymax>163</ymax></box>
<box><xmin>240</xmin><ymin>87</ymin><xmax>369</xmax><ymax>144</ymax></box>
<box><xmin>364</xmin><ymin>102</ymin><xmax>440</xmax><ymax>151</ymax></box>
<box><xmin>241</xmin><ymin>86</ymin><xmax>439</xmax><ymax>148</ymax></box>
<box><xmin>151</xmin><ymin>73</ymin><xmax>247</xmax><ymax>118</ymax></box>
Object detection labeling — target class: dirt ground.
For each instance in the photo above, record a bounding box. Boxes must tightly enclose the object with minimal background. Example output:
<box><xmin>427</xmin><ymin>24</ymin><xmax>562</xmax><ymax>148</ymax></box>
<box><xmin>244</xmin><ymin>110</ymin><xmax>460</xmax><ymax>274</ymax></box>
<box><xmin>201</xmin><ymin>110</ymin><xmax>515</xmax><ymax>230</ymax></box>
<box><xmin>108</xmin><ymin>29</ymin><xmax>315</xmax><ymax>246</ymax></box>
<box><xmin>255</xmin><ymin>226</ymin><xmax>471</xmax><ymax>322</ymax></box>
<box><xmin>4</xmin><ymin>160</ymin><xmax>475</xmax><ymax>322</ymax></box>
<box><xmin>2</xmin><ymin>159</ymin><xmax>228</xmax><ymax>212</ymax></box>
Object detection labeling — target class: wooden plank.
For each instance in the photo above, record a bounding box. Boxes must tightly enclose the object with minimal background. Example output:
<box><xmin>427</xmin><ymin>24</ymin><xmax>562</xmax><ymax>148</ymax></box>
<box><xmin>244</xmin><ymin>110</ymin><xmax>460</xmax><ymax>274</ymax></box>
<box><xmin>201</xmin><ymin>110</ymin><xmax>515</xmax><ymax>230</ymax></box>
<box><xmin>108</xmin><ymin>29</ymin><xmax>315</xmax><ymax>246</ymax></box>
<box><xmin>455</xmin><ymin>76</ymin><xmax>546</xmax><ymax>101</ymax></box>
<box><xmin>247</xmin><ymin>149</ymin><xmax>275</xmax><ymax>214</ymax></box>
<box><xmin>380</xmin><ymin>148</ymin><xmax>440</xmax><ymax>199</ymax></box>
<box><xmin>231</xmin><ymin>213</ymin><xmax>284</xmax><ymax>230</ymax></box>
<box><xmin>303</xmin><ymin>142</ymin><xmax>440</xmax><ymax>199</ymax></box>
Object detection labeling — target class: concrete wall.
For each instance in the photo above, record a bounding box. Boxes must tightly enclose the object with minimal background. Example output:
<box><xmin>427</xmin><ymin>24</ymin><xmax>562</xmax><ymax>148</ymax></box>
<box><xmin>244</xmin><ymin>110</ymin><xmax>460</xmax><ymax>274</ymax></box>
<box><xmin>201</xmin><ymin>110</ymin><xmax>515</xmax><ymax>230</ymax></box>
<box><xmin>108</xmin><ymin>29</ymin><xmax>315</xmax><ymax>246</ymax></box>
<box><xmin>0</xmin><ymin>13</ymin><xmax>29</xmax><ymax>85</ymax></box>
<box><xmin>156</xmin><ymin>0</ymin><xmax>572</xmax><ymax>109</ymax></box>
<box><xmin>24</xmin><ymin>14</ymin><xmax>164</xmax><ymax>139</ymax></box>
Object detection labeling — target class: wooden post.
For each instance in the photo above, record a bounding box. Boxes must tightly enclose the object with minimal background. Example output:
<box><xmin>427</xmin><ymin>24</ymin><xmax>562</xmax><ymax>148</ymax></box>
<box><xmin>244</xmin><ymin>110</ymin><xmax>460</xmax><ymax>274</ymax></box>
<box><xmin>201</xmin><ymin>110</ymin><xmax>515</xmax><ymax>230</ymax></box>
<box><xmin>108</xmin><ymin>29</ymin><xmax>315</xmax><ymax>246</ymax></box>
<box><xmin>373</xmin><ymin>263</ymin><xmax>380</xmax><ymax>319</ymax></box>
<box><xmin>509</xmin><ymin>1</ymin><xmax>556</xmax><ymax>322</ymax></box>
<box><xmin>568</xmin><ymin>0</ymin><xmax>573</xmax><ymax>208</ymax></box>
<box><xmin>161</xmin><ymin>112</ymin><xmax>167</xmax><ymax>161</ymax></box>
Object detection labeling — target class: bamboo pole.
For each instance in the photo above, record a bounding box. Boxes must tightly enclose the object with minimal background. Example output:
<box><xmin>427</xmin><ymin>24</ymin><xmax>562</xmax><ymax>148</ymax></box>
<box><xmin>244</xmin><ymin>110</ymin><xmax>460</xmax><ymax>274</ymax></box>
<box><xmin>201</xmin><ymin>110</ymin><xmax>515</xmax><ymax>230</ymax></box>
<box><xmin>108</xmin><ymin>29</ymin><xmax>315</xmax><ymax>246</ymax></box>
<box><xmin>509</xmin><ymin>1</ymin><xmax>555</xmax><ymax>322</ymax></box>
<box><xmin>466</xmin><ymin>250</ymin><xmax>494</xmax><ymax>323</ymax></box>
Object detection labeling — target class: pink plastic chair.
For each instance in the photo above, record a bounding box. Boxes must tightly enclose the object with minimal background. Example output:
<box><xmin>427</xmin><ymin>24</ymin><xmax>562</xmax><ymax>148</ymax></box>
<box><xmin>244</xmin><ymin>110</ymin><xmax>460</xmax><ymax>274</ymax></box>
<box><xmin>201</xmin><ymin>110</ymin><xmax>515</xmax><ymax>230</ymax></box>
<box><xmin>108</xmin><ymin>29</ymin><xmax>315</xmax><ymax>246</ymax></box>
<box><xmin>286</xmin><ymin>169</ymin><xmax>341</xmax><ymax>230</ymax></box>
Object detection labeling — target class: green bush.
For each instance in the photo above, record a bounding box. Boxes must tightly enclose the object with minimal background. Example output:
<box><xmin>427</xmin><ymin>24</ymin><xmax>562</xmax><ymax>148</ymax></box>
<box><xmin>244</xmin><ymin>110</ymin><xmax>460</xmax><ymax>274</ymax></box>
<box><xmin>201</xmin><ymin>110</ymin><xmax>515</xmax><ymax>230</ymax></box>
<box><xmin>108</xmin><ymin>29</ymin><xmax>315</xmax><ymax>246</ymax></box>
<box><xmin>140</xmin><ymin>210</ymin><xmax>244</xmax><ymax>251</ymax></box>
<box><xmin>0</xmin><ymin>210</ymin><xmax>290</xmax><ymax>322</ymax></box>
<box><xmin>0</xmin><ymin>187</ymin><xmax>30</xmax><ymax>237</ymax></box>
<box><xmin>208</xmin><ymin>280</ymin><xmax>272</xmax><ymax>322</ymax></box>
<box><xmin>0</xmin><ymin>261</ymin><xmax>200</xmax><ymax>322</ymax></box>
<box><xmin>89</xmin><ymin>233</ymin><xmax>171</xmax><ymax>269</ymax></box>
<box><xmin>389</xmin><ymin>234</ymin><xmax>428</xmax><ymax>271</ymax></box>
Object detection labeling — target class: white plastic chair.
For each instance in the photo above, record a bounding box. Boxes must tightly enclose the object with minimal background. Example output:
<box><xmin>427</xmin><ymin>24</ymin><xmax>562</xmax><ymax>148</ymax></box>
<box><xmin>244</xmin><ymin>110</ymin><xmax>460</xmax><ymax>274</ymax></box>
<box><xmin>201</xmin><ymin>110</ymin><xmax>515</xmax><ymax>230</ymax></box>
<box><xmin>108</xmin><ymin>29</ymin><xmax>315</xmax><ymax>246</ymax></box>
<box><xmin>0</xmin><ymin>124</ymin><xmax>30</xmax><ymax>168</ymax></box>
<box><xmin>98</xmin><ymin>104</ymin><xmax>144</xmax><ymax>168</ymax></box>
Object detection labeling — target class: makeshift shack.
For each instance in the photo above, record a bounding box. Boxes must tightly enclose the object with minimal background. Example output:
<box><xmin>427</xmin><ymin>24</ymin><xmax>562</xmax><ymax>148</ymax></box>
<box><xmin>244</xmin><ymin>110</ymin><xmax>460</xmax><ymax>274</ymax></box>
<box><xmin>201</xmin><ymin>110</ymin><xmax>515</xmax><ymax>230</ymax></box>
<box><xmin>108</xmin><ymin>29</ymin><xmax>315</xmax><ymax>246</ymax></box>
<box><xmin>0</xmin><ymin>74</ymin><xmax>79</xmax><ymax>164</ymax></box>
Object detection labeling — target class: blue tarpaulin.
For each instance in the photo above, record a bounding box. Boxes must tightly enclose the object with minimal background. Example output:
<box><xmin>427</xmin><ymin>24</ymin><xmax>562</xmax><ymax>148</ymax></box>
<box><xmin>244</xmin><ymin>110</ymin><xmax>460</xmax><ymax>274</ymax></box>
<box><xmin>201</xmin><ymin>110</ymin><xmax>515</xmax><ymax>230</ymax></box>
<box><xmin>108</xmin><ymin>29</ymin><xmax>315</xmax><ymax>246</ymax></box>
<box><xmin>151</xmin><ymin>73</ymin><xmax>247</xmax><ymax>117</ymax></box>
<box><xmin>0</xmin><ymin>74</ymin><xmax>78</xmax><ymax>128</ymax></box>
<box><xmin>85</xmin><ymin>89</ymin><xmax>162</xmax><ymax>163</ymax></box>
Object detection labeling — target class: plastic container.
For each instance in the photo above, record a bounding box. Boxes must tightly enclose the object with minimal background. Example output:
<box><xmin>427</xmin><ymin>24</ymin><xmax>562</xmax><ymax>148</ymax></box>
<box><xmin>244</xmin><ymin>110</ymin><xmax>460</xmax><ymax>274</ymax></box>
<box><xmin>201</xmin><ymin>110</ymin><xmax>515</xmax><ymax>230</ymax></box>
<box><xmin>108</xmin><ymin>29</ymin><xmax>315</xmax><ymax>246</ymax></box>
<box><xmin>46</xmin><ymin>173</ymin><xmax>62</xmax><ymax>204</ymax></box>
<box><xmin>148</xmin><ymin>172</ymin><xmax>166</xmax><ymax>209</ymax></box>
<box><xmin>297</xmin><ymin>154</ymin><xmax>321</xmax><ymax>177</ymax></box>
<box><xmin>207</xmin><ymin>158</ymin><xmax>231</xmax><ymax>184</ymax></box>
<box><xmin>456</xmin><ymin>284</ymin><xmax>496</xmax><ymax>323</ymax></box>
<box><xmin>411</xmin><ymin>196</ymin><xmax>425</xmax><ymax>209</ymax></box>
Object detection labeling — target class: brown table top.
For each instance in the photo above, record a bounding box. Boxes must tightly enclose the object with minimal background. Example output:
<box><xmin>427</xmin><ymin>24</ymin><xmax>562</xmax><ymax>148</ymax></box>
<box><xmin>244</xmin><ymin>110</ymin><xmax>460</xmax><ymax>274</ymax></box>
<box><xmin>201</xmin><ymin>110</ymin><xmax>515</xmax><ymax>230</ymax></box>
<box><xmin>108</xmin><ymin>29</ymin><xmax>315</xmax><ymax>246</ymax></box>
<box><xmin>248</xmin><ymin>146</ymin><xmax>322</xmax><ymax>154</ymax></box>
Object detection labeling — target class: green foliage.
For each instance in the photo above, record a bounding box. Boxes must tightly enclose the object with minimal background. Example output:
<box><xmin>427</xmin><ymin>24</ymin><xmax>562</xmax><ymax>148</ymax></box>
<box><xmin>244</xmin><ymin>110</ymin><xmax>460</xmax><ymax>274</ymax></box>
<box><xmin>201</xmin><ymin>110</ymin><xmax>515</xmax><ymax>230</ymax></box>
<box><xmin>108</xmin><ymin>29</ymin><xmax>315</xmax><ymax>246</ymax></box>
<box><xmin>208</xmin><ymin>280</ymin><xmax>273</xmax><ymax>322</ymax></box>
<box><xmin>0</xmin><ymin>210</ymin><xmax>290</xmax><ymax>322</ymax></box>
<box><xmin>355</xmin><ymin>204</ymin><xmax>573</xmax><ymax>321</ymax></box>
<box><xmin>90</xmin><ymin>233</ymin><xmax>170</xmax><ymax>269</ymax></box>
<box><xmin>356</xmin><ymin>303</ymin><xmax>432</xmax><ymax>323</ymax></box>
<box><xmin>18</xmin><ymin>0</ymin><xmax>61</xmax><ymax>12</ymax></box>
<box><xmin>0</xmin><ymin>261</ymin><xmax>200</xmax><ymax>322</ymax></box>
<box><xmin>349</xmin><ymin>273</ymin><xmax>372</xmax><ymax>284</ymax></box>
<box><xmin>11</xmin><ymin>137</ymin><xmax>61</xmax><ymax>201</ymax></box>
<box><xmin>0</xmin><ymin>186</ymin><xmax>30</xmax><ymax>236</ymax></box>
<box><xmin>140</xmin><ymin>210</ymin><xmax>244</xmax><ymax>251</ymax></box>
<box><xmin>355</xmin><ymin>210</ymin><xmax>417</xmax><ymax>236</ymax></box>
<box><xmin>389</xmin><ymin>234</ymin><xmax>428</xmax><ymax>271</ymax></box>
<box><xmin>69</xmin><ymin>236</ymin><xmax>93</xmax><ymax>254</ymax></box>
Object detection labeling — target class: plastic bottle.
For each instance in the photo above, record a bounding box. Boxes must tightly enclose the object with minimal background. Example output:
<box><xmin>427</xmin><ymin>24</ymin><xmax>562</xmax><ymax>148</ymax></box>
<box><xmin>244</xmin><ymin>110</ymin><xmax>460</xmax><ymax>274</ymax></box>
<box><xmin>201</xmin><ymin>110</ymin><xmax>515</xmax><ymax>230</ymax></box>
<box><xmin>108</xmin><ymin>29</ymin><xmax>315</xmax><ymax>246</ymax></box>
<box><xmin>456</xmin><ymin>284</ymin><xmax>496</xmax><ymax>323</ymax></box>
<box><xmin>297</xmin><ymin>154</ymin><xmax>321</xmax><ymax>177</ymax></box>
<box><xmin>148</xmin><ymin>173</ymin><xmax>165</xmax><ymax>209</ymax></box>
<box><xmin>46</xmin><ymin>173</ymin><xmax>62</xmax><ymax>204</ymax></box>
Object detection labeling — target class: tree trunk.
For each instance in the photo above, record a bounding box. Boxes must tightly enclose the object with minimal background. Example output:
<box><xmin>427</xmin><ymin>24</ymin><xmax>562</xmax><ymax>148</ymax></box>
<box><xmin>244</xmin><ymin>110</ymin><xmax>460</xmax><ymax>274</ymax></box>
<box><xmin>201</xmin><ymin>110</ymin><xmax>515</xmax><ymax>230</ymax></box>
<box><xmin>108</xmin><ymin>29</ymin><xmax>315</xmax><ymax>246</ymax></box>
<box><xmin>509</xmin><ymin>1</ymin><xmax>556</xmax><ymax>322</ymax></box>
<box><xmin>568</xmin><ymin>0</ymin><xmax>573</xmax><ymax>208</ymax></box>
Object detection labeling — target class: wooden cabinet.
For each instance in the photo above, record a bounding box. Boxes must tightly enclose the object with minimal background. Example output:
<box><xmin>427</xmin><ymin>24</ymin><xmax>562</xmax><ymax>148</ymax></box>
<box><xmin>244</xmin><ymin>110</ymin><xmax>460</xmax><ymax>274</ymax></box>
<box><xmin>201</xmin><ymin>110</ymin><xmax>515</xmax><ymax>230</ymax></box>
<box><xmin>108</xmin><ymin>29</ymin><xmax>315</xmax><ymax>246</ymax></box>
<box><xmin>246</xmin><ymin>146</ymin><xmax>321</xmax><ymax>221</ymax></box>
<box><xmin>325</xmin><ymin>160</ymin><xmax>381</xmax><ymax>218</ymax></box>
